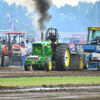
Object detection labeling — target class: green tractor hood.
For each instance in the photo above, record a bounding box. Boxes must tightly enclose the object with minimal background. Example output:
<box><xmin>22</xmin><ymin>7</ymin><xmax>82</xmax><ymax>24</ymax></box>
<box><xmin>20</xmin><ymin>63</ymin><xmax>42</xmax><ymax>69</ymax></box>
<box><xmin>33</xmin><ymin>39</ymin><xmax>51</xmax><ymax>45</ymax></box>
<box><xmin>32</xmin><ymin>39</ymin><xmax>52</xmax><ymax>56</ymax></box>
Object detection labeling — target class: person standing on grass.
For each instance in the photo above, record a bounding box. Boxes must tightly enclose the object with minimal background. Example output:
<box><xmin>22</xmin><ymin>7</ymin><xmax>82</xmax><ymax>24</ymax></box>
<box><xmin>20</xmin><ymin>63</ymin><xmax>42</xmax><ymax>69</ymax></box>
<box><xmin>18</xmin><ymin>41</ymin><xmax>28</xmax><ymax>67</ymax></box>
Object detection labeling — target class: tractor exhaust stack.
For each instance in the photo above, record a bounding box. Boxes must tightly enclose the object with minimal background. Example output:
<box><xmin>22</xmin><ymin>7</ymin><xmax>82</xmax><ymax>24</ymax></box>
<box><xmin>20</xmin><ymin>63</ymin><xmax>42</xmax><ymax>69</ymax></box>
<box><xmin>41</xmin><ymin>32</ymin><xmax>44</xmax><ymax>42</ymax></box>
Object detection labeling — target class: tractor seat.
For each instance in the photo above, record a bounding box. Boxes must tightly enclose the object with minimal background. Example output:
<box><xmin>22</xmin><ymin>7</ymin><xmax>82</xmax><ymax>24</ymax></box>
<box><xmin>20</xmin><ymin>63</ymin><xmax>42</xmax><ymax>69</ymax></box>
<box><xmin>95</xmin><ymin>36</ymin><xmax>100</xmax><ymax>40</ymax></box>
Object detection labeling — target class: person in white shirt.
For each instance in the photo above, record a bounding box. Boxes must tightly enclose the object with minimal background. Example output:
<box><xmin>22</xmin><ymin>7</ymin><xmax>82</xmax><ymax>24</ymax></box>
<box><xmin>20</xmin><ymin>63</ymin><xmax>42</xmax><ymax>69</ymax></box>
<box><xmin>18</xmin><ymin>41</ymin><xmax>28</xmax><ymax>67</ymax></box>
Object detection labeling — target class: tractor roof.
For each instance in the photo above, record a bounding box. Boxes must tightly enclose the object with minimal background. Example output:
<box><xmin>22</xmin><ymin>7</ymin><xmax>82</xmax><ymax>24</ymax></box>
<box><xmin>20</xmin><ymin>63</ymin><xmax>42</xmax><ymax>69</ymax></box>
<box><xmin>5</xmin><ymin>32</ymin><xmax>25</xmax><ymax>34</ymax></box>
<box><xmin>88</xmin><ymin>27</ymin><xmax>100</xmax><ymax>30</ymax></box>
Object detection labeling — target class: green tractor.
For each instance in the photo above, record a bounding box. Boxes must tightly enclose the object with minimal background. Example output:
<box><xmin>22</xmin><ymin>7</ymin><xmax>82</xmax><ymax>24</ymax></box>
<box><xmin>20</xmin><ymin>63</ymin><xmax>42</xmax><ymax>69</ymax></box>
<box><xmin>24</xmin><ymin>27</ymin><xmax>71</xmax><ymax>71</ymax></box>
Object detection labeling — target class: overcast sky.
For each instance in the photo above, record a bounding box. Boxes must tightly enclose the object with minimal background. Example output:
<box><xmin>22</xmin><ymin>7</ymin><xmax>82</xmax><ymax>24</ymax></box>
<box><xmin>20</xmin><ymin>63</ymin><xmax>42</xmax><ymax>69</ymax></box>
<box><xmin>53</xmin><ymin>0</ymin><xmax>99</xmax><ymax>7</ymax></box>
<box><xmin>4</xmin><ymin>0</ymin><xmax>99</xmax><ymax>7</ymax></box>
<box><xmin>4</xmin><ymin>0</ymin><xmax>99</xmax><ymax>13</ymax></box>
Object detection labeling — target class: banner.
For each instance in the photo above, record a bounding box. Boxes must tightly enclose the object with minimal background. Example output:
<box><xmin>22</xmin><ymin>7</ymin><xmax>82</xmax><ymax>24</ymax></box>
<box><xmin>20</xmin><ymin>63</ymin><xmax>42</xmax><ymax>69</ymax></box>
<box><xmin>9</xmin><ymin>9</ymin><xmax>14</xmax><ymax>32</ymax></box>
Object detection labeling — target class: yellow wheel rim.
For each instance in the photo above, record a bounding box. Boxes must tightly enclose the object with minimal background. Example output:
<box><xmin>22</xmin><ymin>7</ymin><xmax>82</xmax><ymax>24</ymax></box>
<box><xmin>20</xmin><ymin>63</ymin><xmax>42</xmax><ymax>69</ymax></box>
<box><xmin>28</xmin><ymin>66</ymin><xmax>30</xmax><ymax>69</ymax></box>
<box><xmin>49</xmin><ymin>61</ymin><xmax>52</xmax><ymax>70</ymax></box>
<box><xmin>65</xmin><ymin>49</ymin><xmax>70</xmax><ymax>67</ymax></box>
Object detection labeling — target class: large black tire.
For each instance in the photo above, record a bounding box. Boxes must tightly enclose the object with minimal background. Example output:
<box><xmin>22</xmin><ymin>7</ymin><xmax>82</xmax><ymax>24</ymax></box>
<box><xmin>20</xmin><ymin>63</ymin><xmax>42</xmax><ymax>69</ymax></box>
<box><xmin>98</xmin><ymin>62</ymin><xmax>100</xmax><ymax>71</ymax></box>
<box><xmin>24</xmin><ymin>64</ymin><xmax>30</xmax><ymax>71</ymax></box>
<box><xmin>1</xmin><ymin>54</ymin><xmax>4</xmax><ymax>67</ymax></box>
<box><xmin>0</xmin><ymin>55</ymin><xmax>1</xmax><ymax>66</ymax></box>
<box><xmin>55</xmin><ymin>43</ymin><xmax>70</xmax><ymax>71</ymax></box>
<box><xmin>4</xmin><ymin>56</ymin><xmax>9</xmax><ymax>67</ymax></box>
<box><xmin>1</xmin><ymin>47</ymin><xmax>4</xmax><ymax>67</ymax></box>
<box><xmin>45</xmin><ymin>58</ymin><xmax>52</xmax><ymax>71</ymax></box>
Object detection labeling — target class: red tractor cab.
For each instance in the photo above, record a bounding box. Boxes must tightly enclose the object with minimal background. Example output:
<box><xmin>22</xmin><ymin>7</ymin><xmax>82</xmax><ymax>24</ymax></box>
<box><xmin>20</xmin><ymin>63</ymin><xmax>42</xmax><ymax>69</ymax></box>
<box><xmin>0</xmin><ymin>32</ymin><xmax>25</xmax><ymax>67</ymax></box>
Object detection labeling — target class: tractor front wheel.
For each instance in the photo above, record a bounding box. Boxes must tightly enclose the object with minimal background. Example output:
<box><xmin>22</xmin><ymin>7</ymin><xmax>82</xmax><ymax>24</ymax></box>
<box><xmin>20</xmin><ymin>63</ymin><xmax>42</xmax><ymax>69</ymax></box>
<box><xmin>24</xmin><ymin>65</ymin><xmax>30</xmax><ymax>71</ymax></box>
<box><xmin>4</xmin><ymin>56</ymin><xmax>9</xmax><ymax>67</ymax></box>
<box><xmin>45</xmin><ymin>58</ymin><xmax>52</xmax><ymax>71</ymax></box>
<box><xmin>1</xmin><ymin>54</ymin><xmax>4</xmax><ymax>67</ymax></box>
<box><xmin>55</xmin><ymin>43</ymin><xmax>70</xmax><ymax>71</ymax></box>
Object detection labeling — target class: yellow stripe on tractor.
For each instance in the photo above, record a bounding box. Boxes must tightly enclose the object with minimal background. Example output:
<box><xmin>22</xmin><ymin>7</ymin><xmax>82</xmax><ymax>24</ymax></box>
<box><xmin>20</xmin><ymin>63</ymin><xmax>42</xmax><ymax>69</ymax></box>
<box><xmin>83</xmin><ymin>52</ymin><xmax>90</xmax><ymax>55</ymax></box>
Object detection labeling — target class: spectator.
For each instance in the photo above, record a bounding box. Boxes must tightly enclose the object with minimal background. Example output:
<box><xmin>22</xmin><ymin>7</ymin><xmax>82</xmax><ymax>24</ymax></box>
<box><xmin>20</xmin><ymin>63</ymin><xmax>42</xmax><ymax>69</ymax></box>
<box><xmin>18</xmin><ymin>41</ymin><xmax>28</xmax><ymax>67</ymax></box>
<box><xmin>1</xmin><ymin>38</ymin><xmax>5</xmax><ymax>44</ymax></box>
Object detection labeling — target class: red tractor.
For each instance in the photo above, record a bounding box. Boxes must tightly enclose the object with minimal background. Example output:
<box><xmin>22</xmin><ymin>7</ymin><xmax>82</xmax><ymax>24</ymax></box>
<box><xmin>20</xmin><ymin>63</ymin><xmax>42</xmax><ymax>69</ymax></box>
<box><xmin>0</xmin><ymin>32</ymin><xmax>25</xmax><ymax>67</ymax></box>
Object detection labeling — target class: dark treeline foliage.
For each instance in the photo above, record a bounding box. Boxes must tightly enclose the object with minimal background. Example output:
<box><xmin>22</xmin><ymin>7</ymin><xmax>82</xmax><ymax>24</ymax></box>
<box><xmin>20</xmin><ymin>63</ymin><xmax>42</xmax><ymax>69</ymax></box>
<box><xmin>47</xmin><ymin>1</ymin><xmax>100</xmax><ymax>32</ymax></box>
<box><xmin>0</xmin><ymin>0</ymin><xmax>100</xmax><ymax>32</ymax></box>
<box><xmin>0</xmin><ymin>0</ymin><xmax>34</xmax><ymax>32</ymax></box>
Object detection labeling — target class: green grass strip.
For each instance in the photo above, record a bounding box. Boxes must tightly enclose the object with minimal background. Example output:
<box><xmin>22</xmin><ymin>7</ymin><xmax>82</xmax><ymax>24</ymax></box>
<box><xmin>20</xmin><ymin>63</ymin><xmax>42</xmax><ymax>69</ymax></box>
<box><xmin>0</xmin><ymin>76</ymin><xmax>100</xmax><ymax>87</ymax></box>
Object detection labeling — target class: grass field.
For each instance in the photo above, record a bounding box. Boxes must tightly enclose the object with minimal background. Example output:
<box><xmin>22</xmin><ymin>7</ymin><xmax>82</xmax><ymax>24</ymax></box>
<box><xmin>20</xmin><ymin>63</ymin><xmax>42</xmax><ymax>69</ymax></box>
<box><xmin>0</xmin><ymin>76</ymin><xmax>100</xmax><ymax>87</ymax></box>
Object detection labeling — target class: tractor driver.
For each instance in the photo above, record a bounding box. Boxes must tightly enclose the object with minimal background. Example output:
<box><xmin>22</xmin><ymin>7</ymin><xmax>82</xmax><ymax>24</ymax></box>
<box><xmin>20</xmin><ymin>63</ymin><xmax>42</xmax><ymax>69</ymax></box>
<box><xmin>11</xmin><ymin>36</ymin><xmax>17</xmax><ymax>44</ymax></box>
<box><xmin>46</xmin><ymin>32</ymin><xmax>52</xmax><ymax>40</ymax></box>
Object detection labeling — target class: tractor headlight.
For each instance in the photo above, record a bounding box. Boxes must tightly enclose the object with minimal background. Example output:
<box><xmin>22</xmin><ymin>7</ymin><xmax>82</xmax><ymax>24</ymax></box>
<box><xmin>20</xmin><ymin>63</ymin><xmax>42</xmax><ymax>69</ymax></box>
<box><xmin>77</xmin><ymin>45</ymin><xmax>79</xmax><ymax>47</ymax></box>
<box><xmin>55</xmin><ymin>42</ymin><xmax>58</xmax><ymax>44</ymax></box>
<box><xmin>79</xmin><ymin>45</ymin><xmax>83</xmax><ymax>48</ymax></box>
<box><xmin>76</xmin><ymin>45</ymin><xmax>83</xmax><ymax>49</ymax></box>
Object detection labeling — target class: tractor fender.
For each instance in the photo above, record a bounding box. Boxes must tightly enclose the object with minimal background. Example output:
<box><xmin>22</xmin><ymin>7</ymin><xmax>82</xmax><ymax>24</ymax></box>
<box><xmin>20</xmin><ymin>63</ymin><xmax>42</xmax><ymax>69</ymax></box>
<box><xmin>1</xmin><ymin>45</ymin><xmax>7</xmax><ymax>55</ymax></box>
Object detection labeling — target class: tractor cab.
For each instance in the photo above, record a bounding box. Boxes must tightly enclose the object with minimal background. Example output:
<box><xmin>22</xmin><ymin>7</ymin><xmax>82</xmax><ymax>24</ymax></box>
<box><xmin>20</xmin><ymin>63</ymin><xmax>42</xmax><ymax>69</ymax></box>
<box><xmin>5</xmin><ymin>32</ymin><xmax>25</xmax><ymax>52</ymax></box>
<box><xmin>87</xmin><ymin>27</ymin><xmax>100</xmax><ymax>44</ymax></box>
<box><xmin>0</xmin><ymin>32</ymin><xmax>25</xmax><ymax>67</ymax></box>
<box><xmin>6</xmin><ymin>32</ymin><xmax>25</xmax><ymax>45</ymax></box>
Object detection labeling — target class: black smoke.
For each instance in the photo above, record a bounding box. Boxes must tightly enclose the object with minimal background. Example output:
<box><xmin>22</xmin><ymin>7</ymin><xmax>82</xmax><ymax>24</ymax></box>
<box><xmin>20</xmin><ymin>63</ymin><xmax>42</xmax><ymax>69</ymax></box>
<box><xmin>32</xmin><ymin>0</ymin><xmax>53</xmax><ymax>31</ymax></box>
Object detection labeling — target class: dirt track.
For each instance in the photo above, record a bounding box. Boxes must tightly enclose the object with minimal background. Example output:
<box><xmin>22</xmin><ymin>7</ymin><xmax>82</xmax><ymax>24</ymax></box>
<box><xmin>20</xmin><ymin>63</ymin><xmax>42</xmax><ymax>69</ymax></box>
<box><xmin>0</xmin><ymin>66</ymin><xmax>100</xmax><ymax>78</ymax></box>
<box><xmin>0</xmin><ymin>85</ymin><xmax>100</xmax><ymax>100</ymax></box>
<box><xmin>0</xmin><ymin>66</ymin><xmax>100</xmax><ymax>100</ymax></box>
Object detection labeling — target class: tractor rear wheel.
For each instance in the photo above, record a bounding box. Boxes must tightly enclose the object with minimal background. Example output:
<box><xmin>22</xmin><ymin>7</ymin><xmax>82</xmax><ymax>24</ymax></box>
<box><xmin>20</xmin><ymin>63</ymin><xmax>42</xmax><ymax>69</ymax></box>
<box><xmin>55</xmin><ymin>43</ymin><xmax>70</xmax><ymax>71</ymax></box>
<box><xmin>98</xmin><ymin>62</ymin><xmax>100</xmax><ymax>71</ymax></box>
<box><xmin>45</xmin><ymin>58</ymin><xmax>52</xmax><ymax>71</ymax></box>
<box><xmin>4</xmin><ymin>56</ymin><xmax>9</xmax><ymax>67</ymax></box>
<box><xmin>24</xmin><ymin>64</ymin><xmax>30</xmax><ymax>71</ymax></box>
<box><xmin>0</xmin><ymin>55</ymin><xmax>1</xmax><ymax>66</ymax></box>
